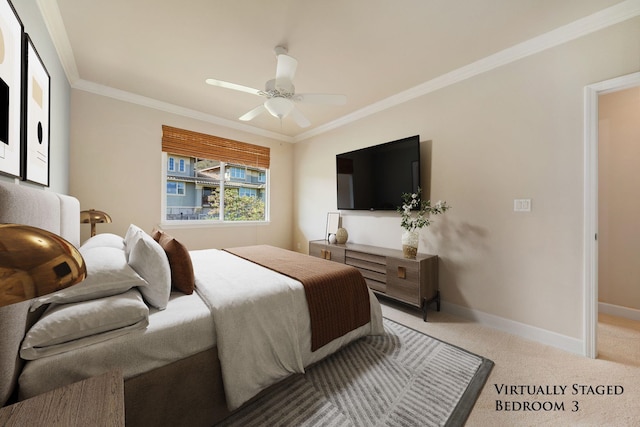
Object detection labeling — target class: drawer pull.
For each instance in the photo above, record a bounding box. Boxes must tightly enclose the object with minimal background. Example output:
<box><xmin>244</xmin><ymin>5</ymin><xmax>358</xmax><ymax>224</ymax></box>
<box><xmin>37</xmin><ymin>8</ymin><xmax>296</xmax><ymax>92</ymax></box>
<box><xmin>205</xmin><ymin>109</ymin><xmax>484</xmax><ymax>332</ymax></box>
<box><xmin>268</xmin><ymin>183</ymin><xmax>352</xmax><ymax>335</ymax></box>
<box><xmin>397</xmin><ymin>266</ymin><xmax>406</xmax><ymax>279</ymax></box>
<box><xmin>321</xmin><ymin>249</ymin><xmax>331</xmax><ymax>260</ymax></box>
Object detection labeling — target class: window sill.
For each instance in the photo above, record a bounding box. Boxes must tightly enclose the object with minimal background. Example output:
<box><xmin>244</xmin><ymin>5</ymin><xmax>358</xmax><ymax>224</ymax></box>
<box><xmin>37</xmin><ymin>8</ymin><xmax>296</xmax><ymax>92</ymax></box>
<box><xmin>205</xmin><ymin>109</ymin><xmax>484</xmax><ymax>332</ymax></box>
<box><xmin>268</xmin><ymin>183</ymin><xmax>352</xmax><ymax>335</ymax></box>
<box><xmin>160</xmin><ymin>220</ymin><xmax>270</xmax><ymax>230</ymax></box>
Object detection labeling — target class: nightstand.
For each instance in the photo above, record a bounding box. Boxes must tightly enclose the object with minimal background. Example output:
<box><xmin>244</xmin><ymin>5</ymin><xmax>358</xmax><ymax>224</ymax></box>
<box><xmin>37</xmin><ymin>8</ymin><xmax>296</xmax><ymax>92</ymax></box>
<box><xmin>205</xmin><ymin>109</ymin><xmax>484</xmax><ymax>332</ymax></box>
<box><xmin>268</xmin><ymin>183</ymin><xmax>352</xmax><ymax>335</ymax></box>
<box><xmin>0</xmin><ymin>370</ymin><xmax>124</xmax><ymax>426</ymax></box>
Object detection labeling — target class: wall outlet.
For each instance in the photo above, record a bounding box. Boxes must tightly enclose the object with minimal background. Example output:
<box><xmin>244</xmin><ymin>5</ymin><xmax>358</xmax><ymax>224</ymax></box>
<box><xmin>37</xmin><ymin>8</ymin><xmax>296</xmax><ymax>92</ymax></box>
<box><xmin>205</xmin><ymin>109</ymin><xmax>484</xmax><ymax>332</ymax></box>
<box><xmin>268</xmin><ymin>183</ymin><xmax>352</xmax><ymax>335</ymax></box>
<box><xmin>514</xmin><ymin>199</ymin><xmax>532</xmax><ymax>212</ymax></box>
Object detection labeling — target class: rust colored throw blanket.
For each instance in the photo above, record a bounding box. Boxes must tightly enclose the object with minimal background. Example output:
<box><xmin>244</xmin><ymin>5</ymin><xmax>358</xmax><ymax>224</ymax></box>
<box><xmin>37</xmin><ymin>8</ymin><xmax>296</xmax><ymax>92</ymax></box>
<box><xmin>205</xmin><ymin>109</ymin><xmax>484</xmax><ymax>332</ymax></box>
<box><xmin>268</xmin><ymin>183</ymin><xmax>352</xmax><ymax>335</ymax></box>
<box><xmin>224</xmin><ymin>245</ymin><xmax>371</xmax><ymax>351</ymax></box>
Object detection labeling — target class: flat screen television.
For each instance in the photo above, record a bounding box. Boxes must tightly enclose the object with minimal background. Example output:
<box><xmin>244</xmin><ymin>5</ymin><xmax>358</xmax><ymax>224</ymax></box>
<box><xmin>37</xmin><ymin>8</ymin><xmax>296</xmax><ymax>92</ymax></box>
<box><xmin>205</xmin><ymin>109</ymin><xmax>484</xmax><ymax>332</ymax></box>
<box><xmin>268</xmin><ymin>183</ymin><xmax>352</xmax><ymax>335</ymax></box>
<box><xmin>336</xmin><ymin>135</ymin><xmax>420</xmax><ymax>210</ymax></box>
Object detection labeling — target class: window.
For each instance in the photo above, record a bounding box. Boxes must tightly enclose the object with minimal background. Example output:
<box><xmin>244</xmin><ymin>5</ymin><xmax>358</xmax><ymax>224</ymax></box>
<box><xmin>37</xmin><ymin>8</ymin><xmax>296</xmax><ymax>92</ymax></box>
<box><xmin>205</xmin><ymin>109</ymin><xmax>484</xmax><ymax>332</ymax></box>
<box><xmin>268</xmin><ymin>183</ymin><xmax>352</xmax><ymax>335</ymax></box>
<box><xmin>168</xmin><ymin>157</ymin><xmax>175</xmax><ymax>172</ymax></box>
<box><xmin>166</xmin><ymin>181</ymin><xmax>185</xmax><ymax>195</ymax></box>
<box><xmin>239</xmin><ymin>187</ymin><xmax>257</xmax><ymax>198</ymax></box>
<box><xmin>161</xmin><ymin>125</ymin><xmax>270</xmax><ymax>223</ymax></box>
<box><xmin>230</xmin><ymin>167</ymin><xmax>245</xmax><ymax>180</ymax></box>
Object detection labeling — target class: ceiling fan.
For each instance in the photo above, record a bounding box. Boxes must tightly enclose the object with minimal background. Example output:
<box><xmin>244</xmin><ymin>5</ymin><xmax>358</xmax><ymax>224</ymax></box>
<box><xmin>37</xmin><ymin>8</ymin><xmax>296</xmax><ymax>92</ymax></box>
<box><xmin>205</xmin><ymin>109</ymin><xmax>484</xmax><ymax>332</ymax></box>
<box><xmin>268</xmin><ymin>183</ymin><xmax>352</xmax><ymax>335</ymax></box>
<box><xmin>205</xmin><ymin>46</ymin><xmax>346</xmax><ymax>128</ymax></box>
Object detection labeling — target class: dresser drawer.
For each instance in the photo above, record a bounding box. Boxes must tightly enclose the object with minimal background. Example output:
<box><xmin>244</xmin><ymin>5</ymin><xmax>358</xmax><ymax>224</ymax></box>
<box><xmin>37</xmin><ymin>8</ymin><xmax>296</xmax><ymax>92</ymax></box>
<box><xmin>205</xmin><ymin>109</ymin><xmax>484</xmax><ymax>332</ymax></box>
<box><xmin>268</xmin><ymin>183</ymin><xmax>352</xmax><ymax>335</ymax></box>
<box><xmin>345</xmin><ymin>250</ymin><xmax>386</xmax><ymax>273</ymax></box>
<box><xmin>364</xmin><ymin>278</ymin><xmax>386</xmax><ymax>293</ymax></box>
<box><xmin>385</xmin><ymin>258</ymin><xmax>421</xmax><ymax>306</ymax></box>
<box><xmin>358</xmin><ymin>268</ymin><xmax>386</xmax><ymax>284</ymax></box>
<box><xmin>345</xmin><ymin>250</ymin><xmax>385</xmax><ymax>265</ymax></box>
<box><xmin>309</xmin><ymin>242</ymin><xmax>345</xmax><ymax>263</ymax></box>
<box><xmin>346</xmin><ymin>258</ymin><xmax>386</xmax><ymax>274</ymax></box>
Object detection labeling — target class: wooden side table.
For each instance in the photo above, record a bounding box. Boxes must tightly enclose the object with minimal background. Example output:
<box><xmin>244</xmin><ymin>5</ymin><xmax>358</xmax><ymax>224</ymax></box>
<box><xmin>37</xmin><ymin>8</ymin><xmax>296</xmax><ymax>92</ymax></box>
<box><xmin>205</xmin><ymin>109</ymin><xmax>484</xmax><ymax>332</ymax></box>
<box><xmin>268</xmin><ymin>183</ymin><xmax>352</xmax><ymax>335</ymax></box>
<box><xmin>0</xmin><ymin>370</ymin><xmax>124</xmax><ymax>426</ymax></box>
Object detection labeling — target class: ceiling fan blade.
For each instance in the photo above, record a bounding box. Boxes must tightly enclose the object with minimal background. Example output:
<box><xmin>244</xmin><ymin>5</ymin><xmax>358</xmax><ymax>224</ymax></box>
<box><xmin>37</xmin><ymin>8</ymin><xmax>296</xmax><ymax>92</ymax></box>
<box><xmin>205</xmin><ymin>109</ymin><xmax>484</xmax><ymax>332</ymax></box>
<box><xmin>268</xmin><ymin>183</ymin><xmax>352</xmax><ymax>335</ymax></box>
<box><xmin>294</xmin><ymin>93</ymin><xmax>347</xmax><ymax>105</ymax></box>
<box><xmin>205</xmin><ymin>78</ymin><xmax>262</xmax><ymax>96</ymax></box>
<box><xmin>239</xmin><ymin>104</ymin><xmax>266</xmax><ymax>121</ymax></box>
<box><xmin>275</xmin><ymin>53</ymin><xmax>298</xmax><ymax>90</ymax></box>
<box><xmin>290</xmin><ymin>107</ymin><xmax>311</xmax><ymax>128</ymax></box>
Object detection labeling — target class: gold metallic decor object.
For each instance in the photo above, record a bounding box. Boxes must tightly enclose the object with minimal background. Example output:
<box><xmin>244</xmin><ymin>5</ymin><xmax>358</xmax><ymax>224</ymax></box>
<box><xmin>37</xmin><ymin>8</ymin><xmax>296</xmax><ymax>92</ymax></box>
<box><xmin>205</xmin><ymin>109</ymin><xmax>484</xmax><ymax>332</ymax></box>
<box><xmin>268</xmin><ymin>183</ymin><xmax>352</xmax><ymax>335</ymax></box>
<box><xmin>80</xmin><ymin>209</ymin><xmax>112</xmax><ymax>237</ymax></box>
<box><xmin>0</xmin><ymin>224</ymin><xmax>87</xmax><ymax>308</ymax></box>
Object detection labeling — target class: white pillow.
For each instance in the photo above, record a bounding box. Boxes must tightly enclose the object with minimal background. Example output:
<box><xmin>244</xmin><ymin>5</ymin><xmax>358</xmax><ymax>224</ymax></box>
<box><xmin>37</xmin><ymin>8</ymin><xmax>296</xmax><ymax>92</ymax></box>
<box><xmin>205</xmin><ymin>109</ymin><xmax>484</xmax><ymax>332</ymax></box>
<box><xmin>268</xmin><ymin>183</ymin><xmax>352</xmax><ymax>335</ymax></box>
<box><xmin>127</xmin><ymin>227</ymin><xmax>171</xmax><ymax>310</ymax></box>
<box><xmin>30</xmin><ymin>246</ymin><xmax>148</xmax><ymax>311</ymax></box>
<box><xmin>124</xmin><ymin>224</ymin><xmax>144</xmax><ymax>259</ymax></box>
<box><xmin>79</xmin><ymin>233</ymin><xmax>125</xmax><ymax>253</ymax></box>
<box><xmin>21</xmin><ymin>289</ymin><xmax>149</xmax><ymax>360</ymax></box>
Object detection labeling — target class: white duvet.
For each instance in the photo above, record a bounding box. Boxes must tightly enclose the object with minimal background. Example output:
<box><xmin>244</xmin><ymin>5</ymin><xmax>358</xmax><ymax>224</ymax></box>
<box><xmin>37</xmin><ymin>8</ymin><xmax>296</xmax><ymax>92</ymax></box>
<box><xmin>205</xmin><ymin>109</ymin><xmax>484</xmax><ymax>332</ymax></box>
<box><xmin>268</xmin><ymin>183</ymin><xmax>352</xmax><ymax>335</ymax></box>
<box><xmin>189</xmin><ymin>249</ymin><xmax>384</xmax><ymax>410</ymax></box>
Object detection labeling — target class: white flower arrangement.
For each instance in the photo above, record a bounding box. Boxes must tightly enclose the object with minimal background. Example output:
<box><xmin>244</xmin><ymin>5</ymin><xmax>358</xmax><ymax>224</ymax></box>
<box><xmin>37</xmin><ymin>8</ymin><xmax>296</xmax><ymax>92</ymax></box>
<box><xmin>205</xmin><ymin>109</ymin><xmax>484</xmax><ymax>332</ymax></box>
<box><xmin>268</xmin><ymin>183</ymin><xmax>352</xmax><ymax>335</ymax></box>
<box><xmin>398</xmin><ymin>188</ymin><xmax>451</xmax><ymax>232</ymax></box>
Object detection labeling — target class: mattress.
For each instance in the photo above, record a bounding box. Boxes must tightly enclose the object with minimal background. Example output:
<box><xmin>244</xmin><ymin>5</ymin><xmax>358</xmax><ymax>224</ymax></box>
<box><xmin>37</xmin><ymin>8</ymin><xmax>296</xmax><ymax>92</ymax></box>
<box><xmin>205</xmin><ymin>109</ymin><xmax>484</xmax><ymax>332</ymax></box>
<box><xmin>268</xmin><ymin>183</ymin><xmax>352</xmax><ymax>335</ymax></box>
<box><xmin>18</xmin><ymin>290</ymin><xmax>215</xmax><ymax>399</ymax></box>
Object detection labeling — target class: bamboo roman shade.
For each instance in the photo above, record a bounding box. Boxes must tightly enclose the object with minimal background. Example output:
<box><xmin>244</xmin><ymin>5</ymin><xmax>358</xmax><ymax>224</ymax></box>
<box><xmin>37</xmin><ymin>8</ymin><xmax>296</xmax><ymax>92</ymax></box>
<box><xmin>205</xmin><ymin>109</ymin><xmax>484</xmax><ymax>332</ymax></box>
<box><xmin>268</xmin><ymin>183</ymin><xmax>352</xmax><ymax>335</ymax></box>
<box><xmin>161</xmin><ymin>125</ymin><xmax>270</xmax><ymax>169</ymax></box>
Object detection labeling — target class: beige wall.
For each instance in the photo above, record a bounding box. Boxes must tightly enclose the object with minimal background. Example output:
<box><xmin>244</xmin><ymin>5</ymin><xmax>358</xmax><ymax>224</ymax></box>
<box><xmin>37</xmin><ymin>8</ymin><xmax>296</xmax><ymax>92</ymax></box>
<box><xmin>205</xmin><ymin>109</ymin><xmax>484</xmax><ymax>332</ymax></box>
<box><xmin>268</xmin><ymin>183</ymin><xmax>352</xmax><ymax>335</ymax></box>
<box><xmin>70</xmin><ymin>90</ymin><xmax>294</xmax><ymax>249</ymax></box>
<box><xmin>293</xmin><ymin>18</ymin><xmax>640</xmax><ymax>340</ymax></box>
<box><xmin>598</xmin><ymin>86</ymin><xmax>640</xmax><ymax>311</ymax></box>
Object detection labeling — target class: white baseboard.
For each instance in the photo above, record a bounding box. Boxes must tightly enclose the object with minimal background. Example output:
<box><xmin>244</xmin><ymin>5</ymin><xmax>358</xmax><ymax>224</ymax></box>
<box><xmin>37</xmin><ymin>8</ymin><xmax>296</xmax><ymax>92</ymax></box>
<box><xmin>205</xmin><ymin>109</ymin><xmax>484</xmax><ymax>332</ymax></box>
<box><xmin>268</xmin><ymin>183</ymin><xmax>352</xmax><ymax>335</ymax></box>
<box><xmin>598</xmin><ymin>302</ymin><xmax>640</xmax><ymax>321</ymax></box>
<box><xmin>441</xmin><ymin>301</ymin><xmax>584</xmax><ymax>356</ymax></box>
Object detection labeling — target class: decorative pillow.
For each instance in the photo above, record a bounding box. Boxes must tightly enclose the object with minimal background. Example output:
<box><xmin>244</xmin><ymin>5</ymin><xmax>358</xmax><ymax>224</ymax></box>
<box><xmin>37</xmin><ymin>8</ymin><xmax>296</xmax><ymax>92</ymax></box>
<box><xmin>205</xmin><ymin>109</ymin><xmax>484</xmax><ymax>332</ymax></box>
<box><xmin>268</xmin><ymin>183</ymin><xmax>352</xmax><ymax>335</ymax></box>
<box><xmin>21</xmin><ymin>289</ymin><xmax>149</xmax><ymax>360</ymax></box>
<box><xmin>151</xmin><ymin>228</ymin><xmax>195</xmax><ymax>295</ymax></box>
<box><xmin>30</xmin><ymin>246</ymin><xmax>148</xmax><ymax>311</ymax></box>
<box><xmin>127</xmin><ymin>227</ymin><xmax>172</xmax><ymax>310</ymax></box>
<box><xmin>124</xmin><ymin>223</ymin><xmax>144</xmax><ymax>260</ymax></box>
<box><xmin>79</xmin><ymin>233</ymin><xmax>125</xmax><ymax>254</ymax></box>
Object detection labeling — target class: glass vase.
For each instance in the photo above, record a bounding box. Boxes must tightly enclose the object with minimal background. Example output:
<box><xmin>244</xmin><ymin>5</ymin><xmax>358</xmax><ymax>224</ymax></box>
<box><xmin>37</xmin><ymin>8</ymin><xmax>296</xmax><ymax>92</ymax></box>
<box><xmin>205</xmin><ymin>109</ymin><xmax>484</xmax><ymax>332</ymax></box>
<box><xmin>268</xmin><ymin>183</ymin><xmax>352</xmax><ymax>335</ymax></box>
<box><xmin>401</xmin><ymin>230</ymin><xmax>419</xmax><ymax>259</ymax></box>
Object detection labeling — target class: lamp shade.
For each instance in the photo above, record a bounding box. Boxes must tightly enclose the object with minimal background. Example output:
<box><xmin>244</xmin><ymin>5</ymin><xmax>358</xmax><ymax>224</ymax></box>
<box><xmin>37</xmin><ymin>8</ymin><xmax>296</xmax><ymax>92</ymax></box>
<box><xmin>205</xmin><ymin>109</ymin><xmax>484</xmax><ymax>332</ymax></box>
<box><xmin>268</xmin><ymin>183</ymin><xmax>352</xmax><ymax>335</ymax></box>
<box><xmin>0</xmin><ymin>224</ymin><xmax>86</xmax><ymax>308</ymax></box>
<box><xmin>80</xmin><ymin>209</ymin><xmax>112</xmax><ymax>237</ymax></box>
<box><xmin>264</xmin><ymin>97</ymin><xmax>294</xmax><ymax>119</ymax></box>
<box><xmin>80</xmin><ymin>209</ymin><xmax>112</xmax><ymax>225</ymax></box>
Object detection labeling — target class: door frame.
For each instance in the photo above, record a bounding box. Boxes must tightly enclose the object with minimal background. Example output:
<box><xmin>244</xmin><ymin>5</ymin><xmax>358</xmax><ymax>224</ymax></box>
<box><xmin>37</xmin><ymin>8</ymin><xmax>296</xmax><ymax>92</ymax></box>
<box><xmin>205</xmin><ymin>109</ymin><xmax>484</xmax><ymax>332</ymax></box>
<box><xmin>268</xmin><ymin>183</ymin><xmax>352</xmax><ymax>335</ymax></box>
<box><xmin>583</xmin><ymin>71</ymin><xmax>640</xmax><ymax>358</ymax></box>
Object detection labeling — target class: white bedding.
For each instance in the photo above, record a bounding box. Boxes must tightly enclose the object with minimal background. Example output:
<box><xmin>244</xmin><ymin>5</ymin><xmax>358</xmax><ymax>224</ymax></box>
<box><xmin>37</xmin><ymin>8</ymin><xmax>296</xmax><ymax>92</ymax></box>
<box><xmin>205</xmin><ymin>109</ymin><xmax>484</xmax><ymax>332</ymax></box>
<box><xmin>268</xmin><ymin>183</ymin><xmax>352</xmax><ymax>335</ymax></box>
<box><xmin>190</xmin><ymin>249</ymin><xmax>384</xmax><ymax>410</ymax></box>
<box><xmin>18</xmin><ymin>290</ymin><xmax>215</xmax><ymax>398</ymax></box>
<box><xmin>19</xmin><ymin>247</ymin><xmax>384</xmax><ymax>411</ymax></box>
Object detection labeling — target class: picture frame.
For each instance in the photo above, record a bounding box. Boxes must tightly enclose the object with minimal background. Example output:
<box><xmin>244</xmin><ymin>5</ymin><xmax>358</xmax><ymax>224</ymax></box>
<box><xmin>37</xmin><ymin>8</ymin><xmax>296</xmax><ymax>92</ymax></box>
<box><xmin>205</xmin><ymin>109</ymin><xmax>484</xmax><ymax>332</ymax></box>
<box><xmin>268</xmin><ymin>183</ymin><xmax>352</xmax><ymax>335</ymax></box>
<box><xmin>22</xmin><ymin>33</ymin><xmax>50</xmax><ymax>186</ymax></box>
<box><xmin>0</xmin><ymin>0</ymin><xmax>24</xmax><ymax>179</ymax></box>
<box><xmin>325</xmin><ymin>212</ymin><xmax>340</xmax><ymax>241</ymax></box>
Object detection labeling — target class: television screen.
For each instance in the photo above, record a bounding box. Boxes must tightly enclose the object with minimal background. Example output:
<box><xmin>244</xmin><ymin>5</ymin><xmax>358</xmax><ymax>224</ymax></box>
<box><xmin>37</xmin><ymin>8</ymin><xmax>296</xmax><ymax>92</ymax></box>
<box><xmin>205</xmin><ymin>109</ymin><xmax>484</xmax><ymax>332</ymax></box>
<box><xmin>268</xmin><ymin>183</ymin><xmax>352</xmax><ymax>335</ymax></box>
<box><xmin>336</xmin><ymin>135</ymin><xmax>420</xmax><ymax>210</ymax></box>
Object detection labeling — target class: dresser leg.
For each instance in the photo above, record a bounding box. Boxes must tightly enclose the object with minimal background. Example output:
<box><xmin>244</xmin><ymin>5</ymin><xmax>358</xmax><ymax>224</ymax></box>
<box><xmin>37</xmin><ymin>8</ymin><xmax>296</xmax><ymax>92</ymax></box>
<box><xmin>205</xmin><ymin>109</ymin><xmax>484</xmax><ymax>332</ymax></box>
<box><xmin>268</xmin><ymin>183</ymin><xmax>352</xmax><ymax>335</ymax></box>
<box><xmin>422</xmin><ymin>291</ymin><xmax>441</xmax><ymax>322</ymax></box>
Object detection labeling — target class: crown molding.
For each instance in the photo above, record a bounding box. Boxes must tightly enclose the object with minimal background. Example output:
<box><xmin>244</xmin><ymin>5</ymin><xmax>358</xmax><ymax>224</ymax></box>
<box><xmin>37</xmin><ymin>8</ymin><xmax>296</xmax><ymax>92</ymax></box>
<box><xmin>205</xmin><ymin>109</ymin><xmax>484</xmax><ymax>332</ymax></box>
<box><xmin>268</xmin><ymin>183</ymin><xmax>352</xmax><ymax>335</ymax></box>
<box><xmin>294</xmin><ymin>0</ymin><xmax>640</xmax><ymax>142</ymax></box>
<box><xmin>39</xmin><ymin>0</ymin><xmax>640</xmax><ymax>144</ymax></box>
<box><xmin>37</xmin><ymin>0</ymin><xmax>79</xmax><ymax>83</ymax></box>
<box><xmin>72</xmin><ymin>80</ymin><xmax>295</xmax><ymax>143</ymax></box>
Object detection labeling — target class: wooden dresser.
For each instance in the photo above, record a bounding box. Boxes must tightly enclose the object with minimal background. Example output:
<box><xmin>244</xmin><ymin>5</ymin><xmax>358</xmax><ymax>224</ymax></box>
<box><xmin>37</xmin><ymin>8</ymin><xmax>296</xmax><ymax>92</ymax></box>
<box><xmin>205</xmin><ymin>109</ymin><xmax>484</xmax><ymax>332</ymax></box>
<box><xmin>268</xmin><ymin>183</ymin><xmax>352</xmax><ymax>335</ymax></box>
<box><xmin>309</xmin><ymin>240</ymin><xmax>439</xmax><ymax>320</ymax></box>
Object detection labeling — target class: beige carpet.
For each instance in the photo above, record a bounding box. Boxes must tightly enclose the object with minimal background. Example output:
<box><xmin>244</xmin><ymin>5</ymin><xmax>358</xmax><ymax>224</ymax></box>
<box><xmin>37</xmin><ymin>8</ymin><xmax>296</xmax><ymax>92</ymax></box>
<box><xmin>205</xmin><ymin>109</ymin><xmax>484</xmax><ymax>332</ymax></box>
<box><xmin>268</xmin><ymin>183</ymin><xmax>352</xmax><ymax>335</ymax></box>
<box><xmin>381</xmin><ymin>301</ymin><xmax>640</xmax><ymax>426</ymax></box>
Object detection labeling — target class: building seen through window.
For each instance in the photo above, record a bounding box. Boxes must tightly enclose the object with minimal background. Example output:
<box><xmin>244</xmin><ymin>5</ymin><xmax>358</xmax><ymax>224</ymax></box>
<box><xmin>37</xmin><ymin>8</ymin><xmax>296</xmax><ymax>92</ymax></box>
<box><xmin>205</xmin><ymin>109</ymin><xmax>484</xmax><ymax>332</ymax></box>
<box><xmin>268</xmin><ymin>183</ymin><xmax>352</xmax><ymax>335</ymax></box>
<box><xmin>165</xmin><ymin>154</ymin><xmax>267</xmax><ymax>222</ymax></box>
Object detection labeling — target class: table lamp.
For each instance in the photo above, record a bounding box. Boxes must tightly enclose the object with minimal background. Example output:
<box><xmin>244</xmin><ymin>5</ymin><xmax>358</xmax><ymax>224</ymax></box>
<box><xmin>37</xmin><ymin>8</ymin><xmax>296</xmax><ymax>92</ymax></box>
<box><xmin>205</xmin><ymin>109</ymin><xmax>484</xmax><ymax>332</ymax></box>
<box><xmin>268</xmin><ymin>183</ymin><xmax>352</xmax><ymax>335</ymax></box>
<box><xmin>0</xmin><ymin>224</ymin><xmax>86</xmax><ymax>308</ymax></box>
<box><xmin>80</xmin><ymin>209</ymin><xmax>112</xmax><ymax>237</ymax></box>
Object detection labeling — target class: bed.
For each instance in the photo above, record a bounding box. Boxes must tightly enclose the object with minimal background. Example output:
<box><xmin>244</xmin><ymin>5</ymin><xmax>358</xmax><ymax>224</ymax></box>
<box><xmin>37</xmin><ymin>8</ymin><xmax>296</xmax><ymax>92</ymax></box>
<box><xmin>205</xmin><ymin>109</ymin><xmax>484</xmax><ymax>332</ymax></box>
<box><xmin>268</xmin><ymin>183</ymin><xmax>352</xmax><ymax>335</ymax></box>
<box><xmin>0</xmin><ymin>181</ymin><xmax>384</xmax><ymax>426</ymax></box>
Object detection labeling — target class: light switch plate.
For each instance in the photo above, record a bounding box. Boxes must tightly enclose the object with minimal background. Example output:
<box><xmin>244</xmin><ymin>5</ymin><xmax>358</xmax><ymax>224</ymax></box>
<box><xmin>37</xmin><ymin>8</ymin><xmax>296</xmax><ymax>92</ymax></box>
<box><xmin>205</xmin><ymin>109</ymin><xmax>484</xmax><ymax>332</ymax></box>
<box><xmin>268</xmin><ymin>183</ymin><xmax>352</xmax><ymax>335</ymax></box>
<box><xmin>514</xmin><ymin>199</ymin><xmax>531</xmax><ymax>212</ymax></box>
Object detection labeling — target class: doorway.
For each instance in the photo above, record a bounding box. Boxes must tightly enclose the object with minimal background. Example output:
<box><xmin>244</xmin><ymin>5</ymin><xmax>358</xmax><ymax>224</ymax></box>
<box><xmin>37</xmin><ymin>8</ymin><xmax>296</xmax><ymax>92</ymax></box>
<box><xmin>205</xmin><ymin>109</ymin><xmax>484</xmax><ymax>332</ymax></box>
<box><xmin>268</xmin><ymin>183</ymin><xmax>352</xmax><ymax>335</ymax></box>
<box><xmin>584</xmin><ymin>71</ymin><xmax>640</xmax><ymax>358</ymax></box>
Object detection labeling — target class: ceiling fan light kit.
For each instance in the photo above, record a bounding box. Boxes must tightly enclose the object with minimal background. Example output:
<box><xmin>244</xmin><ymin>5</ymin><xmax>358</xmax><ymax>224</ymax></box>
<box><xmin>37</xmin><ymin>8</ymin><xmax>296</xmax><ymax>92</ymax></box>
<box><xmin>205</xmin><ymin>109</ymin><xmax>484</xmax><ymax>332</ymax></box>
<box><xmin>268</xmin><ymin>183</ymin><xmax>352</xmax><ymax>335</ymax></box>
<box><xmin>264</xmin><ymin>97</ymin><xmax>294</xmax><ymax>119</ymax></box>
<box><xmin>206</xmin><ymin>46</ymin><xmax>346</xmax><ymax>128</ymax></box>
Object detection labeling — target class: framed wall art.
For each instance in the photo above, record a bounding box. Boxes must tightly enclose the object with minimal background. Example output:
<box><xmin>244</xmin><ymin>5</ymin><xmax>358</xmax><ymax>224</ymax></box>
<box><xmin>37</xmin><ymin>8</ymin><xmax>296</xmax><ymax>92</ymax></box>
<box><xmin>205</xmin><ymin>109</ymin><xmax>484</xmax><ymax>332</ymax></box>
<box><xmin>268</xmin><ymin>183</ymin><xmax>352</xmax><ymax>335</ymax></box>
<box><xmin>0</xmin><ymin>0</ymin><xmax>23</xmax><ymax>179</ymax></box>
<box><xmin>23</xmin><ymin>34</ymin><xmax>50</xmax><ymax>186</ymax></box>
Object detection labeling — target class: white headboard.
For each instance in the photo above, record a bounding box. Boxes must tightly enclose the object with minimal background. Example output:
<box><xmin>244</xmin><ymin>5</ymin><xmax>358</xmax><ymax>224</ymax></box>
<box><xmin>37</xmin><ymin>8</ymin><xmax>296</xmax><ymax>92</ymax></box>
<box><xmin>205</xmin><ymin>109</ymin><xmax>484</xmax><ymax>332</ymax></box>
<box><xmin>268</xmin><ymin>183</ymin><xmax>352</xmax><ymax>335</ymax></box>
<box><xmin>0</xmin><ymin>181</ymin><xmax>80</xmax><ymax>247</ymax></box>
<box><xmin>0</xmin><ymin>181</ymin><xmax>81</xmax><ymax>406</ymax></box>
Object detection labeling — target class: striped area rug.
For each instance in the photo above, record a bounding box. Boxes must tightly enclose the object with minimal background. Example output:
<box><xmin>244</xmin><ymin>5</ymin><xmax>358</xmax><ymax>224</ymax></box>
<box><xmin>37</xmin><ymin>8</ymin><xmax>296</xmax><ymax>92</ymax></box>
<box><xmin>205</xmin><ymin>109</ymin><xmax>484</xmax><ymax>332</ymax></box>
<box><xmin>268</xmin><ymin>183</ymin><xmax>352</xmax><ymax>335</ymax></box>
<box><xmin>217</xmin><ymin>318</ymin><xmax>493</xmax><ymax>427</ymax></box>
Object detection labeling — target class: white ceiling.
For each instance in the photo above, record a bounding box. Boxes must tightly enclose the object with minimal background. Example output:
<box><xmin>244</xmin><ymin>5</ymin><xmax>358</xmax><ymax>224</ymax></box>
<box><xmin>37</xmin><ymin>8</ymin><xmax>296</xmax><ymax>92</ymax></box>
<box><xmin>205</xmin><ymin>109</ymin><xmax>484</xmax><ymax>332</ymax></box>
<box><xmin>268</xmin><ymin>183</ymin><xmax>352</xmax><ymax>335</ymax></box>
<box><xmin>43</xmin><ymin>0</ymin><xmax>633</xmax><ymax>142</ymax></box>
